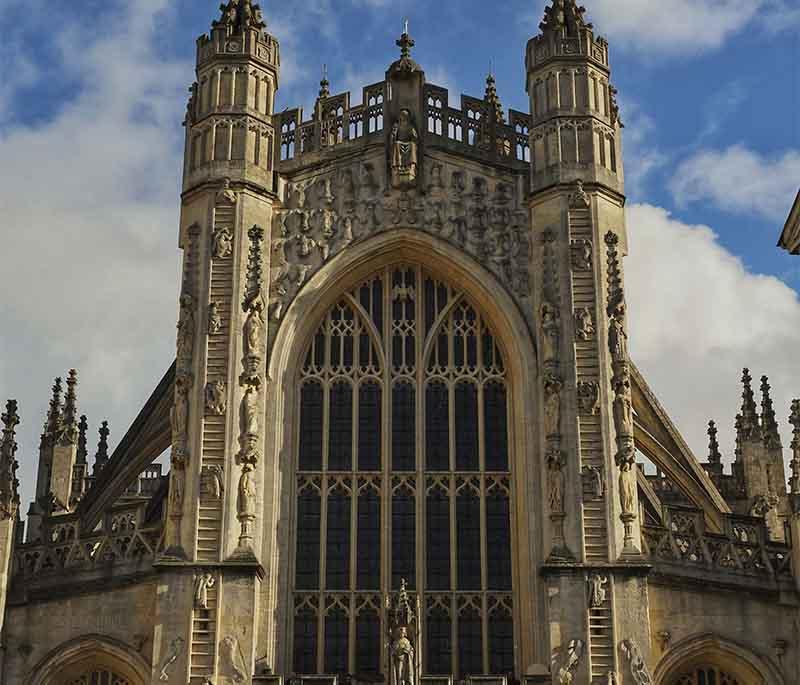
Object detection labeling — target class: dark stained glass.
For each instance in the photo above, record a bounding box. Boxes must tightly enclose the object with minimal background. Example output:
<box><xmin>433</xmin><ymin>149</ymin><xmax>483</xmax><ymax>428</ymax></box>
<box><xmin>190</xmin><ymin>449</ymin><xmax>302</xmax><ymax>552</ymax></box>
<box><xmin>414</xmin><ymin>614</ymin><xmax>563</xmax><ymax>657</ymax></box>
<box><xmin>426</xmin><ymin>489</ymin><xmax>451</xmax><ymax>590</ymax></box>
<box><xmin>326</xmin><ymin>491</ymin><xmax>351</xmax><ymax>590</ymax></box>
<box><xmin>484</xmin><ymin>383</ymin><xmax>509</xmax><ymax>471</ymax></box>
<box><xmin>295</xmin><ymin>490</ymin><xmax>321</xmax><ymax>590</ymax></box>
<box><xmin>299</xmin><ymin>382</ymin><xmax>323</xmax><ymax>471</ymax></box>
<box><xmin>392</xmin><ymin>383</ymin><xmax>416</xmax><ymax>471</ymax></box>
<box><xmin>324</xmin><ymin>608</ymin><xmax>349</xmax><ymax>675</ymax></box>
<box><xmin>489</xmin><ymin>608</ymin><xmax>514</xmax><ymax>675</ymax></box>
<box><xmin>458</xmin><ymin>607</ymin><xmax>483</xmax><ymax>677</ymax></box>
<box><xmin>355</xmin><ymin>608</ymin><xmax>381</xmax><ymax>677</ymax></box>
<box><xmin>392</xmin><ymin>490</ymin><xmax>416</xmax><ymax>589</ymax></box>
<box><xmin>456</xmin><ymin>491</ymin><xmax>481</xmax><ymax>590</ymax></box>
<box><xmin>455</xmin><ymin>382</ymin><xmax>479</xmax><ymax>471</ymax></box>
<box><xmin>426</xmin><ymin>382</ymin><xmax>449</xmax><ymax>471</ymax></box>
<box><xmin>487</xmin><ymin>493</ymin><xmax>512</xmax><ymax>590</ymax></box>
<box><xmin>358</xmin><ymin>382</ymin><xmax>382</xmax><ymax>471</ymax></box>
<box><xmin>293</xmin><ymin>607</ymin><xmax>318</xmax><ymax>674</ymax></box>
<box><xmin>357</xmin><ymin>489</ymin><xmax>381</xmax><ymax>590</ymax></box>
<box><xmin>329</xmin><ymin>382</ymin><xmax>353</xmax><ymax>471</ymax></box>
<box><xmin>427</xmin><ymin>605</ymin><xmax>453</xmax><ymax>675</ymax></box>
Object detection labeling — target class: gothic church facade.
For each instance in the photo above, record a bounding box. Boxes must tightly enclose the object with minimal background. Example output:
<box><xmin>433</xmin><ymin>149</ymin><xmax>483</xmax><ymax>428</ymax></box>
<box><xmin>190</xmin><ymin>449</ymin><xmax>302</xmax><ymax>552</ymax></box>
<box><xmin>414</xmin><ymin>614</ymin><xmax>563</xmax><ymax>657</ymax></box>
<box><xmin>0</xmin><ymin>2</ymin><xmax>798</xmax><ymax>684</ymax></box>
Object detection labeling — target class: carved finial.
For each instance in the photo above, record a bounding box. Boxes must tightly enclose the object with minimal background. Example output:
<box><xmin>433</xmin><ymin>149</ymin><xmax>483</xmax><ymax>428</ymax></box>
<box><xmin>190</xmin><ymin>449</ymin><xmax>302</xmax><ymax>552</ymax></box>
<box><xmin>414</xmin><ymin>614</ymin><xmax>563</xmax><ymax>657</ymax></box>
<box><xmin>740</xmin><ymin>369</ymin><xmax>759</xmax><ymax>442</ymax></box>
<box><xmin>484</xmin><ymin>72</ymin><xmax>505</xmax><ymax>124</ymax></box>
<box><xmin>539</xmin><ymin>0</ymin><xmax>592</xmax><ymax>38</ymax></box>
<box><xmin>44</xmin><ymin>377</ymin><xmax>63</xmax><ymax>446</ymax></box>
<box><xmin>789</xmin><ymin>400</ymin><xmax>800</xmax><ymax>496</ymax></box>
<box><xmin>390</xmin><ymin>19</ymin><xmax>420</xmax><ymax>74</ymax></box>
<box><xmin>707</xmin><ymin>420</ymin><xmax>721</xmax><ymax>465</ymax></box>
<box><xmin>319</xmin><ymin>64</ymin><xmax>330</xmax><ymax>99</ymax></box>
<box><xmin>0</xmin><ymin>400</ymin><xmax>21</xmax><ymax>520</ymax></box>
<box><xmin>76</xmin><ymin>415</ymin><xmax>89</xmax><ymax>465</ymax></box>
<box><xmin>59</xmin><ymin>369</ymin><xmax>79</xmax><ymax>446</ymax></box>
<box><xmin>760</xmin><ymin>375</ymin><xmax>783</xmax><ymax>450</ymax></box>
<box><xmin>93</xmin><ymin>421</ymin><xmax>110</xmax><ymax>475</ymax></box>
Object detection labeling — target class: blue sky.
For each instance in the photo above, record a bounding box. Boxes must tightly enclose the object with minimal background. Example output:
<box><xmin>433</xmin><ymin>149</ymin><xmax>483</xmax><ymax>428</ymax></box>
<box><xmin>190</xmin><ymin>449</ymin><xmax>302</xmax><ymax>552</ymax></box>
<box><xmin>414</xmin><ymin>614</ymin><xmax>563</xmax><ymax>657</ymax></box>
<box><xmin>0</xmin><ymin>0</ymin><xmax>799</xmax><ymax>510</ymax></box>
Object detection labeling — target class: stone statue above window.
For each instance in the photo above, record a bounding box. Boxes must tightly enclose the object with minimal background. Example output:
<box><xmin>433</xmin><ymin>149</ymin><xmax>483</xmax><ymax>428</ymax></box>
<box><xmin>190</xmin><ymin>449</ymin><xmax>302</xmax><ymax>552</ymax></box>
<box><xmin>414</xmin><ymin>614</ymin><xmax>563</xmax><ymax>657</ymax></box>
<box><xmin>390</xmin><ymin>109</ymin><xmax>419</xmax><ymax>189</ymax></box>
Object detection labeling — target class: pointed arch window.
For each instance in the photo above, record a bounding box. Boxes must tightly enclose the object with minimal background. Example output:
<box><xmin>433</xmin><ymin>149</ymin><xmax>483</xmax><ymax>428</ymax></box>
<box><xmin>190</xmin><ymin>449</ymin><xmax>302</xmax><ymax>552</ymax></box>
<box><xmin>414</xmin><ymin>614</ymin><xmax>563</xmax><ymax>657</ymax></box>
<box><xmin>292</xmin><ymin>265</ymin><xmax>515</xmax><ymax>678</ymax></box>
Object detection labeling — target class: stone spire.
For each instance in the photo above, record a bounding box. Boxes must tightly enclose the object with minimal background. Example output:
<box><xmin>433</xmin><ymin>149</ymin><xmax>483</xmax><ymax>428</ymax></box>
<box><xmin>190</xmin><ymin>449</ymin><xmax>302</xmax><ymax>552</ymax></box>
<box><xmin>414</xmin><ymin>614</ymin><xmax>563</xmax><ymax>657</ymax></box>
<box><xmin>0</xmin><ymin>400</ymin><xmax>21</xmax><ymax>520</ymax></box>
<box><xmin>59</xmin><ymin>369</ymin><xmax>79</xmax><ymax>447</ymax></box>
<box><xmin>739</xmin><ymin>369</ymin><xmax>759</xmax><ymax>442</ymax></box>
<box><xmin>93</xmin><ymin>421</ymin><xmax>110</xmax><ymax>475</ymax></box>
<box><xmin>760</xmin><ymin>376</ymin><xmax>783</xmax><ymax>450</ymax></box>
<box><xmin>789</xmin><ymin>400</ymin><xmax>800</xmax><ymax>497</ymax></box>
<box><xmin>76</xmin><ymin>415</ymin><xmax>88</xmax><ymax>465</ymax></box>
<box><xmin>44</xmin><ymin>377</ymin><xmax>63</xmax><ymax>447</ymax></box>
<box><xmin>705</xmin><ymin>420</ymin><xmax>724</xmax><ymax>484</ymax></box>
<box><xmin>214</xmin><ymin>0</ymin><xmax>267</xmax><ymax>34</ymax></box>
<box><xmin>539</xmin><ymin>0</ymin><xmax>592</xmax><ymax>38</ymax></box>
<box><xmin>484</xmin><ymin>72</ymin><xmax>505</xmax><ymax>124</ymax></box>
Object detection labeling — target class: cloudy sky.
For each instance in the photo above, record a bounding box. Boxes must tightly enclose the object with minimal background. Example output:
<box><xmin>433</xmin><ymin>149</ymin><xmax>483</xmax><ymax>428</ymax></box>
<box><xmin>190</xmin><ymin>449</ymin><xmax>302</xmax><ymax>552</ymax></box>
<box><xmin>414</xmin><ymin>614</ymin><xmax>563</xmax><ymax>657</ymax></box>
<box><xmin>0</xmin><ymin>0</ymin><xmax>798</xmax><ymax>511</ymax></box>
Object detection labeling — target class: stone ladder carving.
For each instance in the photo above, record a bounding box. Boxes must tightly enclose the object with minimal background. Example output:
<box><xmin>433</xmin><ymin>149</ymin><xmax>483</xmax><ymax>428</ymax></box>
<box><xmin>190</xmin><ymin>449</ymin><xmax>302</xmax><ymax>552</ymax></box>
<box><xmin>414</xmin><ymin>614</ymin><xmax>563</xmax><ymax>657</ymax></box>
<box><xmin>196</xmin><ymin>186</ymin><xmax>237</xmax><ymax>565</ymax></box>
<box><xmin>568</xmin><ymin>193</ymin><xmax>608</xmax><ymax>566</ymax></box>
<box><xmin>190</xmin><ymin>571</ymin><xmax>220</xmax><ymax>682</ymax></box>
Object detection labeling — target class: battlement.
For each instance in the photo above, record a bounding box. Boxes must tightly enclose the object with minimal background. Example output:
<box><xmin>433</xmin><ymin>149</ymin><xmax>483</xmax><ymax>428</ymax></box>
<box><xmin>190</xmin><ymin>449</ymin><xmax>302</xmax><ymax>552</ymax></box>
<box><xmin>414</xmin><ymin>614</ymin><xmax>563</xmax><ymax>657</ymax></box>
<box><xmin>276</xmin><ymin>81</ymin><xmax>532</xmax><ymax>174</ymax></box>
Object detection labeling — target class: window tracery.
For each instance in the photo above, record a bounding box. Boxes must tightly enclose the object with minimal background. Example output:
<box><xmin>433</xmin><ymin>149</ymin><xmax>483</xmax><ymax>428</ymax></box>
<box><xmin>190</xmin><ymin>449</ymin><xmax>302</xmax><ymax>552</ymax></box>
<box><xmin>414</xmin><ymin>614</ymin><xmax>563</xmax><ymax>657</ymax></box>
<box><xmin>68</xmin><ymin>671</ymin><xmax>131</xmax><ymax>685</ymax></box>
<box><xmin>674</xmin><ymin>666</ymin><xmax>741</xmax><ymax>685</ymax></box>
<box><xmin>292</xmin><ymin>265</ymin><xmax>514</xmax><ymax>678</ymax></box>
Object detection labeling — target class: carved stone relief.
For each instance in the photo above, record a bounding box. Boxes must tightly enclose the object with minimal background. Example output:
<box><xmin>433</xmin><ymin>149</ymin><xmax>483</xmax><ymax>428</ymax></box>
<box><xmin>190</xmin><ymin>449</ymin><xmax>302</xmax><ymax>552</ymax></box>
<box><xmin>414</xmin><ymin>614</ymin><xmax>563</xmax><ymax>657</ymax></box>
<box><xmin>158</xmin><ymin>637</ymin><xmax>184</xmax><ymax>681</ymax></box>
<box><xmin>208</xmin><ymin>301</ymin><xmax>222</xmax><ymax>335</ymax></box>
<box><xmin>571</xmin><ymin>238</ymin><xmax>593</xmax><ymax>271</ymax></box>
<box><xmin>269</xmin><ymin>159</ymin><xmax>531</xmax><ymax>338</ymax></box>
<box><xmin>574</xmin><ymin>307</ymin><xmax>595</xmax><ymax>341</ymax></box>
<box><xmin>620</xmin><ymin>640</ymin><xmax>653</xmax><ymax>685</ymax></box>
<box><xmin>200</xmin><ymin>465</ymin><xmax>224</xmax><ymax>500</ymax></box>
<box><xmin>219</xmin><ymin>635</ymin><xmax>247</xmax><ymax>683</ymax></box>
<box><xmin>205</xmin><ymin>380</ymin><xmax>227</xmax><ymax>416</ymax></box>
<box><xmin>212</xmin><ymin>227</ymin><xmax>233</xmax><ymax>260</ymax></box>
<box><xmin>390</xmin><ymin>109</ymin><xmax>419</xmax><ymax>190</ymax></box>
<box><xmin>581</xmin><ymin>465</ymin><xmax>604</xmax><ymax>500</ymax></box>
<box><xmin>587</xmin><ymin>573</ymin><xmax>609</xmax><ymax>608</ymax></box>
<box><xmin>194</xmin><ymin>572</ymin><xmax>216</xmax><ymax>609</ymax></box>
<box><xmin>577</xmin><ymin>381</ymin><xmax>600</xmax><ymax>415</ymax></box>
<box><xmin>551</xmin><ymin>638</ymin><xmax>585</xmax><ymax>685</ymax></box>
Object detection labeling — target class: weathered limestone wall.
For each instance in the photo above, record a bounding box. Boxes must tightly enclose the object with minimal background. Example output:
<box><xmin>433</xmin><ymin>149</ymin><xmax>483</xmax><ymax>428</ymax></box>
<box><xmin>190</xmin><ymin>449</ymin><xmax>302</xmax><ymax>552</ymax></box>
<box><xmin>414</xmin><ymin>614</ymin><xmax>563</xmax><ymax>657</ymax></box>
<box><xmin>648</xmin><ymin>581</ymin><xmax>799</xmax><ymax>684</ymax></box>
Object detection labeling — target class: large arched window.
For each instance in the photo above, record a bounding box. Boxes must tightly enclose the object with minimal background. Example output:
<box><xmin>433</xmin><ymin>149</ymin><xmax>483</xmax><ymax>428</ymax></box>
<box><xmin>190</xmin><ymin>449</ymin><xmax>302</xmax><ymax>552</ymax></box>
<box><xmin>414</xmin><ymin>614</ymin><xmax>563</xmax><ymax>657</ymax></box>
<box><xmin>69</xmin><ymin>672</ymin><xmax>131</xmax><ymax>685</ymax></box>
<box><xmin>673</xmin><ymin>666</ymin><xmax>742</xmax><ymax>685</ymax></box>
<box><xmin>292</xmin><ymin>265</ymin><xmax>514</xmax><ymax>679</ymax></box>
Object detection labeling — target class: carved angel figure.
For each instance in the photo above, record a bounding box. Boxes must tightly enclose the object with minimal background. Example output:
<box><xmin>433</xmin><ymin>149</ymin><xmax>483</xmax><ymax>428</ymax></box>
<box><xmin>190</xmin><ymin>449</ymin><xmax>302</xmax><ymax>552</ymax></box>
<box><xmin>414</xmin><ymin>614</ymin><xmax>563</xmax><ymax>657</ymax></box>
<box><xmin>588</xmin><ymin>573</ymin><xmax>608</xmax><ymax>608</ymax></box>
<box><xmin>208</xmin><ymin>301</ymin><xmax>222</xmax><ymax>335</ymax></box>
<box><xmin>194</xmin><ymin>572</ymin><xmax>216</xmax><ymax>609</ymax></box>
<box><xmin>201</xmin><ymin>465</ymin><xmax>224</xmax><ymax>500</ymax></box>
<box><xmin>391</xmin><ymin>109</ymin><xmax>419</xmax><ymax>189</ymax></box>
<box><xmin>547</xmin><ymin>451</ymin><xmax>565</xmax><ymax>515</ymax></box>
<box><xmin>205</xmin><ymin>380</ymin><xmax>227</xmax><ymax>416</ymax></box>
<box><xmin>212</xmin><ymin>227</ymin><xmax>233</xmax><ymax>259</ymax></box>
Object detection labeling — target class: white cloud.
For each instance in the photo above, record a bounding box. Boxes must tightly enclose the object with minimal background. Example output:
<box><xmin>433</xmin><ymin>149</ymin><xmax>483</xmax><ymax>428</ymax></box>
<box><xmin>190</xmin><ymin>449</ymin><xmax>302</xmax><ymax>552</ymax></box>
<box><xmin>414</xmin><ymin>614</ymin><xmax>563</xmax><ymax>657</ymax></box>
<box><xmin>626</xmin><ymin>204</ymin><xmax>800</xmax><ymax>474</ymax></box>
<box><xmin>525</xmin><ymin>0</ymin><xmax>799</xmax><ymax>56</ymax></box>
<box><xmin>0</xmin><ymin>0</ymin><xmax>189</xmax><ymax>510</ymax></box>
<box><xmin>670</xmin><ymin>145</ymin><xmax>800</xmax><ymax>221</ymax></box>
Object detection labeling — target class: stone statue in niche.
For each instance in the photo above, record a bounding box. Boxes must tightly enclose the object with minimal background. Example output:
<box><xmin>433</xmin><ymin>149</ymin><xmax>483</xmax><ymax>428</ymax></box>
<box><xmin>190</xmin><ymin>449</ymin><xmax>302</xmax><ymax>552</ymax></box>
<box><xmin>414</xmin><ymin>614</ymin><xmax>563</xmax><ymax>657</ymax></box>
<box><xmin>170</xmin><ymin>377</ymin><xmax>190</xmax><ymax>450</ymax></box>
<box><xmin>208</xmin><ymin>301</ymin><xmax>222</xmax><ymax>335</ymax></box>
<box><xmin>390</xmin><ymin>109</ymin><xmax>419</xmax><ymax>189</ymax></box>
<box><xmin>574</xmin><ymin>307</ymin><xmax>595</xmax><ymax>341</ymax></box>
<box><xmin>609</xmin><ymin>306</ymin><xmax>628</xmax><ymax>361</ymax></box>
<box><xmin>176</xmin><ymin>294</ymin><xmax>195</xmax><ymax>365</ymax></box>
<box><xmin>169</xmin><ymin>470</ymin><xmax>184</xmax><ymax>513</ymax></box>
<box><xmin>212</xmin><ymin>227</ymin><xmax>233</xmax><ymax>259</ymax></box>
<box><xmin>194</xmin><ymin>572</ymin><xmax>216</xmax><ymax>609</ymax></box>
<box><xmin>237</xmin><ymin>465</ymin><xmax>257</xmax><ymax>539</ymax></box>
<box><xmin>588</xmin><ymin>573</ymin><xmax>609</xmax><ymax>608</ymax></box>
<box><xmin>390</xmin><ymin>628</ymin><xmax>416</xmax><ymax>685</ymax></box>
<box><xmin>618</xmin><ymin>453</ymin><xmax>637</xmax><ymax>517</ymax></box>
<box><xmin>612</xmin><ymin>375</ymin><xmax>633</xmax><ymax>437</ymax></box>
<box><xmin>205</xmin><ymin>380</ymin><xmax>227</xmax><ymax>416</ymax></box>
<box><xmin>428</xmin><ymin>163</ymin><xmax>445</xmax><ymax>192</ymax></box>
<box><xmin>547</xmin><ymin>449</ymin><xmax>565</xmax><ymax>515</ymax></box>
<box><xmin>200</xmin><ymin>464</ymin><xmax>224</xmax><ymax>500</ymax></box>
<box><xmin>544</xmin><ymin>374</ymin><xmax>563</xmax><ymax>438</ymax></box>
<box><xmin>541</xmin><ymin>304</ymin><xmax>561</xmax><ymax>366</ymax></box>
<box><xmin>243</xmin><ymin>301</ymin><xmax>265</xmax><ymax>362</ymax></box>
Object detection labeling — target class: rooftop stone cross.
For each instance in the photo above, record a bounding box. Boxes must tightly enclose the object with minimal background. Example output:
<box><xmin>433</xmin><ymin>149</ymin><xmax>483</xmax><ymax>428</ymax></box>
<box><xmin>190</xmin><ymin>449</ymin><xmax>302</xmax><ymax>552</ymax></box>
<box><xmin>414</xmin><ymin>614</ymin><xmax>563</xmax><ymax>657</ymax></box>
<box><xmin>397</xmin><ymin>19</ymin><xmax>414</xmax><ymax>58</ymax></box>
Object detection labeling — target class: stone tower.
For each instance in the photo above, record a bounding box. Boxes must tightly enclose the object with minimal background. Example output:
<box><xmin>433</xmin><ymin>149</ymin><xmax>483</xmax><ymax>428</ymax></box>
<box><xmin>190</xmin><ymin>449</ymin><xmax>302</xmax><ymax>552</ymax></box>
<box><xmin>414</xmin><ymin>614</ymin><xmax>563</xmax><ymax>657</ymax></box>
<box><xmin>526</xmin><ymin>3</ymin><xmax>650</xmax><ymax>682</ymax></box>
<box><xmin>157</xmin><ymin>1</ymin><xmax>280</xmax><ymax>681</ymax></box>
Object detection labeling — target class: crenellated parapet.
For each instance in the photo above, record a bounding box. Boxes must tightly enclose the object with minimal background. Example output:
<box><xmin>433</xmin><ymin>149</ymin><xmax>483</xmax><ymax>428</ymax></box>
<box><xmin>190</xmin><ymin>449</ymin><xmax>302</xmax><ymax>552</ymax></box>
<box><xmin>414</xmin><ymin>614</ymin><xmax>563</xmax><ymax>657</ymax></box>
<box><xmin>276</xmin><ymin>80</ymin><xmax>531</xmax><ymax>175</ymax></box>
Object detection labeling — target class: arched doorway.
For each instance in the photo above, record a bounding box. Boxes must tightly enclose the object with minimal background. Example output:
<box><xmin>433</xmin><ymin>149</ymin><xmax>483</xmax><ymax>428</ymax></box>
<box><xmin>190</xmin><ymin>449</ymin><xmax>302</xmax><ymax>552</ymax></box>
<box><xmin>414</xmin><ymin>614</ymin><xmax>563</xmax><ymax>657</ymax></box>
<box><xmin>28</xmin><ymin>635</ymin><xmax>149</xmax><ymax>685</ymax></box>
<box><xmin>655</xmin><ymin>634</ymin><xmax>782</xmax><ymax>685</ymax></box>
